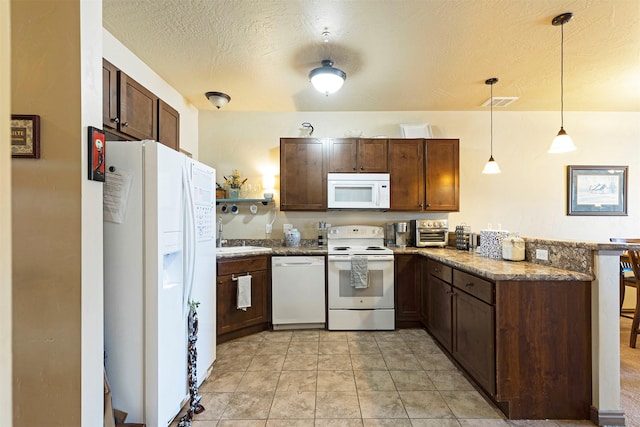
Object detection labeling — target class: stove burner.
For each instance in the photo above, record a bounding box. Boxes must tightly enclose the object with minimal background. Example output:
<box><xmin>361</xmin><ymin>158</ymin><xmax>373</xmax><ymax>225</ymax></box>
<box><xmin>366</xmin><ymin>246</ymin><xmax>385</xmax><ymax>250</ymax></box>
<box><xmin>333</xmin><ymin>246</ymin><xmax>350</xmax><ymax>251</ymax></box>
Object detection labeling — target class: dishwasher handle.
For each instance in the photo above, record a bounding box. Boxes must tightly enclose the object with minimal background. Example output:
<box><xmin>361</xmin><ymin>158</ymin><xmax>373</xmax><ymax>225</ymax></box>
<box><xmin>274</xmin><ymin>262</ymin><xmax>322</xmax><ymax>268</ymax></box>
<box><xmin>272</xmin><ymin>257</ymin><xmax>324</xmax><ymax>268</ymax></box>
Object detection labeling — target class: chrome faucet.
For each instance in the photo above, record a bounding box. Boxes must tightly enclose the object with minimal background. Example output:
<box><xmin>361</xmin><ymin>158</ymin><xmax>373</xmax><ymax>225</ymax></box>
<box><xmin>216</xmin><ymin>217</ymin><xmax>224</xmax><ymax>247</ymax></box>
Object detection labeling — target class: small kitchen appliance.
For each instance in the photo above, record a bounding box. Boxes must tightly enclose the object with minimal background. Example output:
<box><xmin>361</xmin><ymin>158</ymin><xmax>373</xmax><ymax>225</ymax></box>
<box><xmin>385</xmin><ymin>221</ymin><xmax>412</xmax><ymax>248</ymax></box>
<box><xmin>327</xmin><ymin>225</ymin><xmax>395</xmax><ymax>330</ymax></box>
<box><xmin>412</xmin><ymin>219</ymin><xmax>449</xmax><ymax>247</ymax></box>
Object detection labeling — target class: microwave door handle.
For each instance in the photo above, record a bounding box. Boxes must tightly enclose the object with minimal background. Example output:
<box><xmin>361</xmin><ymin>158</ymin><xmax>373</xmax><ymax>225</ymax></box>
<box><xmin>375</xmin><ymin>184</ymin><xmax>380</xmax><ymax>206</ymax></box>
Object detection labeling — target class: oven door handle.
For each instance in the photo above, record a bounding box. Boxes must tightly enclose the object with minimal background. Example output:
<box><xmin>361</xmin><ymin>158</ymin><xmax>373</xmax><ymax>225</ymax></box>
<box><xmin>328</xmin><ymin>255</ymin><xmax>395</xmax><ymax>262</ymax></box>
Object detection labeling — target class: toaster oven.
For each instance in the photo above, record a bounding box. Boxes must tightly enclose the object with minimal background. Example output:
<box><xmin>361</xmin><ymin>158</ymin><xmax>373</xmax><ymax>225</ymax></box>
<box><xmin>412</xmin><ymin>219</ymin><xmax>448</xmax><ymax>247</ymax></box>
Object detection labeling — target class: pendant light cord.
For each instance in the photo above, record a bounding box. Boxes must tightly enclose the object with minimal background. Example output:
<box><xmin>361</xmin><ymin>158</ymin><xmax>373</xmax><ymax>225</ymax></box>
<box><xmin>490</xmin><ymin>82</ymin><xmax>494</xmax><ymax>156</ymax></box>
<box><xmin>560</xmin><ymin>21</ymin><xmax>565</xmax><ymax>129</ymax></box>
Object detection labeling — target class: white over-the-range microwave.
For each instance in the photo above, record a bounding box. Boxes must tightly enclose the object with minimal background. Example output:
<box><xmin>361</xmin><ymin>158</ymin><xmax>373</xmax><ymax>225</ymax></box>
<box><xmin>327</xmin><ymin>173</ymin><xmax>390</xmax><ymax>210</ymax></box>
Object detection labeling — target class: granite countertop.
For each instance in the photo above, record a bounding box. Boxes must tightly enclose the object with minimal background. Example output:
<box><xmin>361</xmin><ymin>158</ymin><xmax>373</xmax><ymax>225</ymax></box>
<box><xmin>216</xmin><ymin>241</ymin><xmax>592</xmax><ymax>282</ymax></box>
<box><xmin>394</xmin><ymin>247</ymin><xmax>593</xmax><ymax>281</ymax></box>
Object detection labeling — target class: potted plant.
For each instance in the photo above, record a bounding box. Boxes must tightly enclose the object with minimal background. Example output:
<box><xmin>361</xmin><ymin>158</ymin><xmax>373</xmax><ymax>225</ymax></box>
<box><xmin>224</xmin><ymin>169</ymin><xmax>247</xmax><ymax>199</ymax></box>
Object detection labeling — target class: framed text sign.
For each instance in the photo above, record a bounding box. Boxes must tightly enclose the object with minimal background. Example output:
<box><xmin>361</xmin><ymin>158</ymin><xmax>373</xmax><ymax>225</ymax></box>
<box><xmin>567</xmin><ymin>165</ymin><xmax>628</xmax><ymax>216</ymax></box>
<box><xmin>11</xmin><ymin>114</ymin><xmax>40</xmax><ymax>158</ymax></box>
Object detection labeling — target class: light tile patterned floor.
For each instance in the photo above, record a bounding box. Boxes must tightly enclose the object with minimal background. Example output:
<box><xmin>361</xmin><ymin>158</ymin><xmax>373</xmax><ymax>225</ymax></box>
<box><xmin>172</xmin><ymin>329</ymin><xmax>596</xmax><ymax>426</ymax></box>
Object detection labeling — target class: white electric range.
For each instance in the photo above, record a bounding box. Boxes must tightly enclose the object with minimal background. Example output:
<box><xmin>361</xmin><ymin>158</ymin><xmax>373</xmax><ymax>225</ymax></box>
<box><xmin>326</xmin><ymin>225</ymin><xmax>395</xmax><ymax>330</ymax></box>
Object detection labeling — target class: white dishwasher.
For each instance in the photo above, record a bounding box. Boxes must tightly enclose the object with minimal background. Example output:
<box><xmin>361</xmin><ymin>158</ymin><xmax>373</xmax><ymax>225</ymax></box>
<box><xmin>272</xmin><ymin>256</ymin><xmax>325</xmax><ymax>330</ymax></box>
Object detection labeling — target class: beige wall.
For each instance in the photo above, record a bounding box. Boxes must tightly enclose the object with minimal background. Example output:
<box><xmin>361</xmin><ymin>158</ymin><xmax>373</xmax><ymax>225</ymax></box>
<box><xmin>1</xmin><ymin>0</ymin><xmax>13</xmax><ymax>422</ymax></box>
<box><xmin>199</xmin><ymin>110</ymin><xmax>640</xmax><ymax>242</ymax></box>
<box><xmin>11</xmin><ymin>0</ymin><xmax>103</xmax><ymax>425</ymax></box>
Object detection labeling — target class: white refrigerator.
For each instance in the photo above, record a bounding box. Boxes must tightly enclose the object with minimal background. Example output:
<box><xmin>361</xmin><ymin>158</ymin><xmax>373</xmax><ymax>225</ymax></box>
<box><xmin>103</xmin><ymin>141</ymin><xmax>216</xmax><ymax>427</ymax></box>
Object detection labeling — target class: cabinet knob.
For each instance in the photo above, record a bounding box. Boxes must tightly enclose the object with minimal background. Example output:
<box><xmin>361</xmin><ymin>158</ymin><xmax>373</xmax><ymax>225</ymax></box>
<box><xmin>122</xmin><ymin>122</ymin><xmax>129</xmax><ymax>127</ymax></box>
<box><xmin>111</xmin><ymin>117</ymin><xmax>120</xmax><ymax>123</ymax></box>
<box><xmin>465</xmin><ymin>282</ymin><xmax>474</xmax><ymax>287</ymax></box>
<box><xmin>426</xmin><ymin>203</ymin><xmax>431</xmax><ymax>208</ymax></box>
<box><xmin>434</xmin><ymin>267</ymin><xmax>441</xmax><ymax>273</ymax></box>
<box><xmin>352</xmin><ymin>167</ymin><xmax>357</xmax><ymax>171</ymax></box>
<box><xmin>360</xmin><ymin>166</ymin><xmax>364</xmax><ymax>170</ymax></box>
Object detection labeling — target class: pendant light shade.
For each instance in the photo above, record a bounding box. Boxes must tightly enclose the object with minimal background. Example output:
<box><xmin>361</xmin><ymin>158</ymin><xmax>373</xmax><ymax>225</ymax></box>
<box><xmin>482</xmin><ymin>156</ymin><xmax>501</xmax><ymax>174</ymax></box>
<box><xmin>205</xmin><ymin>91</ymin><xmax>231</xmax><ymax>109</ymax></box>
<box><xmin>309</xmin><ymin>60</ymin><xmax>347</xmax><ymax>95</ymax></box>
<box><xmin>548</xmin><ymin>12</ymin><xmax>576</xmax><ymax>153</ymax></box>
<box><xmin>482</xmin><ymin>77</ymin><xmax>501</xmax><ymax>175</ymax></box>
<box><xmin>549</xmin><ymin>127</ymin><xmax>575</xmax><ymax>153</ymax></box>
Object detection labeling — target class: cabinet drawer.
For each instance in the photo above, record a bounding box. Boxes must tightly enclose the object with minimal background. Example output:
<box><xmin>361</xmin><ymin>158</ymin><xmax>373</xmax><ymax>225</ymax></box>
<box><xmin>453</xmin><ymin>270</ymin><xmax>493</xmax><ymax>304</ymax></box>
<box><xmin>217</xmin><ymin>256</ymin><xmax>268</xmax><ymax>276</ymax></box>
<box><xmin>427</xmin><ymin>259</ymin><xmax>452</xmax><ymax>284</ymax></box>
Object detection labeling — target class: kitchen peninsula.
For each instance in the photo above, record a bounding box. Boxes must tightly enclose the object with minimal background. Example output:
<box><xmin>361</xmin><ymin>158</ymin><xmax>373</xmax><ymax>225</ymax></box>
<box><xmin>217</xmin><ymin>241</ymin><xmax>592</xmax><ymax>419</ymax></box>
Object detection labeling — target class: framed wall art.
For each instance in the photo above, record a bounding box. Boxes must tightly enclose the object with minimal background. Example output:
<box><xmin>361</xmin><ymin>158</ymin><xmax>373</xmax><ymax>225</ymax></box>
<box><xmin>88</xmin><ymin>126</ymin><xmax>106</xmax><ymax>182</ymax></box>
<box><xmin>567</xmin><ymin>165</ymin><xmax>628</xmax><ymax>216</ymax></box>
<box><xmin>11</xmin><ymin>114</ymin><xmax>40</xmax><ymax>158</ymax></box>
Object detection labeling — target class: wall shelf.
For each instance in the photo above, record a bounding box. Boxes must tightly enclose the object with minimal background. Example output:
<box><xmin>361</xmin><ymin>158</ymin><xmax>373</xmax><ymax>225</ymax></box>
<box><xmin>216</xmin><ymin>198</ymin><xmax>274</xmax><ymax>206</ymax></box>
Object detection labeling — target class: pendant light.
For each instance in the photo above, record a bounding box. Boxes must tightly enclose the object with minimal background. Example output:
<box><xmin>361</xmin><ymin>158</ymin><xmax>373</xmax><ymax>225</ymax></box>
<box><xmin>548</xmin><ymin>12</ymin><xmax>576</xmax><ymax>153</ymax></box>
<box><xmin>204</xmin><ymin>91</ymin><xmax>231</xmax><ymax>109</ymax></box>
<box><xmin>482</xmin><ymin>77</ymin><xmax>501</xmax><ymax>174</ymax></box>
<box><xmin>309</xmin><ymin>30</ymin><xmax>346</xmax><ymax>96</ymax></box>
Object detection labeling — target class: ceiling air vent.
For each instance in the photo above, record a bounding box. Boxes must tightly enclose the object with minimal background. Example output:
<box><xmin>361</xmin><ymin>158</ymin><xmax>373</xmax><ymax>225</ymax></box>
<box><xmin>481</xmin><ymin>96</ymin><xmax>519</xmax><ymax>107</ymax></box>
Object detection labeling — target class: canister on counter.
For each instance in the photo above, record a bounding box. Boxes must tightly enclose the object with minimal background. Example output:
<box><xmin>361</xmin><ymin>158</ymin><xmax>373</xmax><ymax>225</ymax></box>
<box><xmin>502</xmin><ymin>234</ymin><xmax>525</xmax><ymax>261</ymax></box>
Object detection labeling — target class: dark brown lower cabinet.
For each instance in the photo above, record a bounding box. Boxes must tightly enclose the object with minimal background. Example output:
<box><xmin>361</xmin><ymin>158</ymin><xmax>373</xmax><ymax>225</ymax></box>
<box><xmin>452</xmin><ymin>287</ymin><xmax>495</xmax><ymax>396</ymax></box>
<box><xmin>216</xmin><ymin>256</ymin><xmax>271</xmax><ymax>343</ymax></box>
<box><xmin>422</xmin><ymin>258</ymin><xmax>590</xmax><ymax>421</ymax></box>
<box><xmin>395</xmin><ymin>255</ymin><xmax>422</xmax><ymax>327</ymax></box>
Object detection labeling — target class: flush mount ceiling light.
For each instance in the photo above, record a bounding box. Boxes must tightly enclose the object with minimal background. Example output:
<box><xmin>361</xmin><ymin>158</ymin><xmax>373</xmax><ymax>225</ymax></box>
<box><xmin>309</xmin><ymin>30</ymin><xmax>346</xmax><ymax>96</ymax></box>
<box><xmin>204</xmin><ymin>91</ymin><xmax>231</xmax><ymax>109</ymax></box>
<box><xmin>548</xmin><ymin>12</ymin><xmax>576</xmax><ymax>154</ymax></box>
<box><xmin>482</xmin><ymin>77</ymin><xmax>501</xmax><ymax>175</ymax></box>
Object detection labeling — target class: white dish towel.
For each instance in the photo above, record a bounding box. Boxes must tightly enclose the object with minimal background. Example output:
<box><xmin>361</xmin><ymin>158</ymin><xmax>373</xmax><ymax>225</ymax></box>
<box><xmin>237</xmin><ymin>274</ymin><xmax>252</xmax><ymax>311</ymax></box>
<box><xmin>350</xmin><ymin>256</ymin><xmax>369</xmax><ymax>289</ymax></box>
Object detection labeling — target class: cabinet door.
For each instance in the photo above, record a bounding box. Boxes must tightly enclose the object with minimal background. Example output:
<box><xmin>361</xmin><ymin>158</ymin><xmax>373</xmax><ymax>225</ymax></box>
<box><xmin>395</xmin><ymin>255</ymin><xmax>421</xmax><ymax>326</ymax></box>
<box><xmin>119</xmin><ymin>73</ymin><xmax>158</xmax><ymax>141</ymax></box>
<box><xmin>420</xmin><ymin>258</ymin><xmax>430</xmax><ymax>324</ymax></box>
<box><xmin>217</xmin><ymin>269</ymin><xmax>269</xmax><ymax>335</ymax></box>
<box><xmin>280</xmin><ymin>138</ymin><xmax>327</xmax><ymax>211</ymax></box>
<box><xmin>427</xmin><ymin>276</ymin><xmax>452</xmax><ymax>351</ymax></box>
<box><xmin>388</xmin><ymin>139</ymin><xmax>424</xmax><ymax>211</ymax></box>
<box><xmin>425</xmin><ymin>139</ymin><xmax>459</xmax><ymax>211</ymax></box>
<box><xmin>358</xmin><ymin>139</ymin><xmax>388</xmax><ymax>172</ymax></box>
<box><xmin>158</xmin><ymin>99</ymin><xmax>180</xmax><ymax>151</ymax></box>
<box><xmin>328</xmin><ymin>138</ymin><xmax>358</xmax><ymax>172</ymax></box>
<box><xmin>453</xmin><ymin>290</ymin><xmax>495</xmax><ymax>395</ymax></box>
<box><xmin>102</xmin><ymin>59</ymin><xmax>119</xmax><ymax>131</ymax></box>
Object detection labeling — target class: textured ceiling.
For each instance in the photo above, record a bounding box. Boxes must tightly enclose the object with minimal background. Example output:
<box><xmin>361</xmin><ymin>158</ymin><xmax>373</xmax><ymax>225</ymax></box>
<box><xmin>103</xmin><ymin>0</ymin><xmax>640</xmax><ymax>112</ymax></box>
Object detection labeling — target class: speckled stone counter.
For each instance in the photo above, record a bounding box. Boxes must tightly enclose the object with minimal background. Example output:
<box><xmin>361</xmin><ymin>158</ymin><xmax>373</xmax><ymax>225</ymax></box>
<box><xmin>217</xmin><ymin>239</ymin><xmax>327</xmax><ymax>258</ymax></box>
<box><xmin>394</xmin><ymin>247</ymin><xmax>593</xmax><ymax>282</ymax></box>
<box><xmin>217</xmin><ymin>239</ymin><xmax>591</xmax><ymax>281</ymax></box>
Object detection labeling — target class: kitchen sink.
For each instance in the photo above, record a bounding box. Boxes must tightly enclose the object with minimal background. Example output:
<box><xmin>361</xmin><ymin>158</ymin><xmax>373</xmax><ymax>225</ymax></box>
<box><xmin>216</xmin><ymin>246</ymin><xmax>272</xmax><ymax>255</ymax></box>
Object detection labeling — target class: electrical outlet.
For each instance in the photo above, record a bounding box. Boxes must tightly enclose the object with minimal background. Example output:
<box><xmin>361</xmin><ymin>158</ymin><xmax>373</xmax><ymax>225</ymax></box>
<box><xmin>283</xmin><ymin>223</ymin><xmax>293</xmax><ymax>233</ymax></box>
<box><xmin>536</xmin><ymin>249</ymin><xmax>549</xmax><ymax>261</ymax></box>
<box><xmin>265</xmin><ymin>224</ymin><xmax>272</xmax><ymax>234</ymax></box>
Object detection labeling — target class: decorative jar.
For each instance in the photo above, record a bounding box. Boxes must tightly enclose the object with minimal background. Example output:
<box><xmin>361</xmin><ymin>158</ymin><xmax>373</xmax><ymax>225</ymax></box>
<box><xmin>284</xmin><ymin>229</ymin><xmax>301</xmax><ymax>247</ymax></box>
<box><xmin>228</xmin><ymin>188</ymin><xmax>240</xmax><ymax>199</ymax></box>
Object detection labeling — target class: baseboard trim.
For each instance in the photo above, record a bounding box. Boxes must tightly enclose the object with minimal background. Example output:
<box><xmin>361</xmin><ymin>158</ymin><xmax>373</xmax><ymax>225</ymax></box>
<box><xmin>590</xmin><ymin>406</ymin><xmax>626</xmax><ymax>426</ymax></box>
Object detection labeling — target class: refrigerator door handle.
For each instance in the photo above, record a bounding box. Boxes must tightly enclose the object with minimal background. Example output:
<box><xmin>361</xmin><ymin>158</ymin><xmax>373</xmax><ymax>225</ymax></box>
<box><xmin>182</xmin><ymin>162</ymin><xmax>197</xmax><ymax>316</ymax></box>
